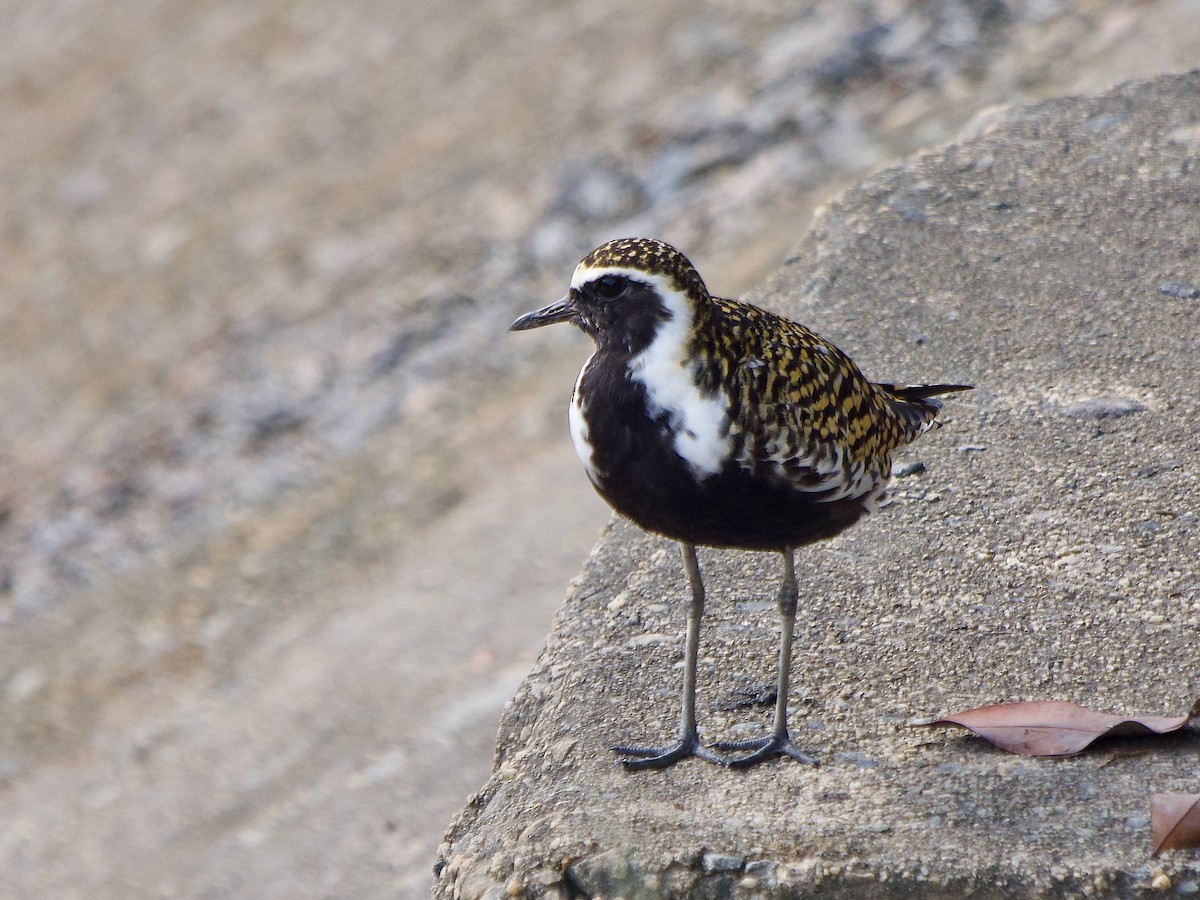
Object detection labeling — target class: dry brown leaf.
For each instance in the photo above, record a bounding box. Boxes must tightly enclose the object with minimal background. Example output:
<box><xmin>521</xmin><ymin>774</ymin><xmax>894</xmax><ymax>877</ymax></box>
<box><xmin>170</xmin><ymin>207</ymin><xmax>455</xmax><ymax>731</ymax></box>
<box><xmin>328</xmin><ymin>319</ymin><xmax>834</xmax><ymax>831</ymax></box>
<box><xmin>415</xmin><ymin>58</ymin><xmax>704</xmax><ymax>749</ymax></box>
<box><xmin>913</xmin><ymin>700</ymin><xmax>1195</xmax><ymax>757</ymax></box>
<box><xmin>1151</xmin><ymin>793</ymin><xmax>1200</xmax><ymax>856</ymax></box>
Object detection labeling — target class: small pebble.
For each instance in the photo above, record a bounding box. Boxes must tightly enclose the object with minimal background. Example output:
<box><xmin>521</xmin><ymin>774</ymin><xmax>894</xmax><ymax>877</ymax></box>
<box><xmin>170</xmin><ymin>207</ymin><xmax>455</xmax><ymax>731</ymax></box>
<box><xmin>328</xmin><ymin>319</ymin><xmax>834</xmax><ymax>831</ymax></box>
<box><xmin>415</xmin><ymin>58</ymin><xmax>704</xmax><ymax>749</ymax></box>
<box><xmin>1158</xmin><ymin>281</ymin><xmax>1200</xmax><ymax>300</ymax></box>
<box><xmin>1059</xmin><ymin>397</ymin><xmax>1145</xmax><ymax>420</ymax></box>
<box><xmin>701</xmin><ymin>851</ymin><xmax>746</xmax><ymax>873</ymax></box>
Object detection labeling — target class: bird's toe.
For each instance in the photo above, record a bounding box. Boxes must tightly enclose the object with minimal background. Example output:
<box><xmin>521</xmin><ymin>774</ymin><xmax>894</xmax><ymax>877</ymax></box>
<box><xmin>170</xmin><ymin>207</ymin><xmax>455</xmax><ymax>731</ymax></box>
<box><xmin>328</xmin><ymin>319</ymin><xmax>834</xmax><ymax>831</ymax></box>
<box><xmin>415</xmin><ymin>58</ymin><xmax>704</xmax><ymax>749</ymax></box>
<box><xmin>715</xmin><ymin>732</ymin><xmax>819</xmax><ymax>769</ymax></box>
<box><xmin>613</xmin><ymin>735</ymin><xmax>725</xmax><ymax>770</ymax></box>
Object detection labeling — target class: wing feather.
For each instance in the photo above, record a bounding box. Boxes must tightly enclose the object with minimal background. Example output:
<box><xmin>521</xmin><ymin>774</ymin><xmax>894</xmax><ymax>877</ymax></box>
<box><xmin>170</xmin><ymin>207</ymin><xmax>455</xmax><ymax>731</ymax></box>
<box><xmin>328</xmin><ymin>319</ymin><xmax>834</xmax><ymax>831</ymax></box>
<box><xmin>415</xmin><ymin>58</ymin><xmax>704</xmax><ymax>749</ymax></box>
<box><xmin>690</xmin><ymin>297</ymin><xmax>909</xmax><ymax>504</ymax></box>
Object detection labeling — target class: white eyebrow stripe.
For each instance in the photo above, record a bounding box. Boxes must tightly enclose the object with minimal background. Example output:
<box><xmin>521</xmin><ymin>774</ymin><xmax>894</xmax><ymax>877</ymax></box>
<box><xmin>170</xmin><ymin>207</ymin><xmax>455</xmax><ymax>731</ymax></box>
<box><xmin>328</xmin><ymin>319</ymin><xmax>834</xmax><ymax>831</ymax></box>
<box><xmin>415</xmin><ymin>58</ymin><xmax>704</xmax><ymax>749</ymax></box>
<box><xmin>570</xmin><ymin>265</ymin><xmax>677</xmax><ymax>296</ymax></box>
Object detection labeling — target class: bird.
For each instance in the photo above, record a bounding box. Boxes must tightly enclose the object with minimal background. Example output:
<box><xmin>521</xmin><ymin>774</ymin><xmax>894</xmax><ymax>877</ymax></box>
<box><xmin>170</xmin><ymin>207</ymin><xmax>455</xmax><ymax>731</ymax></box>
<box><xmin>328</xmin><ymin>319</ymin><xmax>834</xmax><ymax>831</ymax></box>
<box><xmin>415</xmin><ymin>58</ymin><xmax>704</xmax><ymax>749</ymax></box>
<box><xmin>510</xmin><ymin>237</ymin><xmax>970</xmax><ymax>770</ymax></box>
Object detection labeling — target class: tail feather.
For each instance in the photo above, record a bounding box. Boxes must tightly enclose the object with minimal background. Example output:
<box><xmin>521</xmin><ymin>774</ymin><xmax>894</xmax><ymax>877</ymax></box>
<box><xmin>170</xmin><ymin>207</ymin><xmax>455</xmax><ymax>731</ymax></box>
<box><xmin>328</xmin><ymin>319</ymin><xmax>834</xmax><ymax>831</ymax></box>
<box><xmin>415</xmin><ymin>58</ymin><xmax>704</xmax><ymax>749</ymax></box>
<box><xmin>876</xmin><ymin>382</ymin><xmax>973</xmax><ymax>440</ymax></box>
<box><xmin>880</xmin><ymin>383</ymin><xmax>974</xmax><ymax>402</ymax></box>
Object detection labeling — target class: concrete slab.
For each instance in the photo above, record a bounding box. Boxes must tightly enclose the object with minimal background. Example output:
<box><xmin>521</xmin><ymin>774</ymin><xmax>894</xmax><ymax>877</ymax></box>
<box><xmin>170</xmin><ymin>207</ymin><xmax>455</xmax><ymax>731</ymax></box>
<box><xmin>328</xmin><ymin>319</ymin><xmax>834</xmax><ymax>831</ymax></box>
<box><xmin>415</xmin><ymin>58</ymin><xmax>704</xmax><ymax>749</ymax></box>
<box><xmin>435</xmin><ymin>73</ymin><xmax>1200</xmax><ymax>898</ymax></box>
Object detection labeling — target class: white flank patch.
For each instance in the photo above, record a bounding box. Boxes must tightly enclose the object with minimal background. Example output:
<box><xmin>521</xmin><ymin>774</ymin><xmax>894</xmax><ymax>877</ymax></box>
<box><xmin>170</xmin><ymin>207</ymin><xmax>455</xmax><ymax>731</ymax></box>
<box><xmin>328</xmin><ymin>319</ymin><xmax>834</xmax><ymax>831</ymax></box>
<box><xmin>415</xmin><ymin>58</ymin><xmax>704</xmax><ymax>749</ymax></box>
<box><xmin>861</xmin><ymin>479</ymin><xmax>889</xmax><ymax>514</ymax></box>
<box><xmin>624</xmin><ymin>282</ymin><xmax>732</xmax><ymax>479</ymax></box>
<box><xmin>757</xmin><ymin>415</ymin><xmax>881</xmax><ymax>505</ymax></box>
<box><xmin>817</xmin><ymin>459</ymin><xmax>876</xmax><ymax>504</ymax></box>
<box><xmin>569</xmin><ymin>357</ymin><xmax>598</xmax><ymax>482</ymax></box>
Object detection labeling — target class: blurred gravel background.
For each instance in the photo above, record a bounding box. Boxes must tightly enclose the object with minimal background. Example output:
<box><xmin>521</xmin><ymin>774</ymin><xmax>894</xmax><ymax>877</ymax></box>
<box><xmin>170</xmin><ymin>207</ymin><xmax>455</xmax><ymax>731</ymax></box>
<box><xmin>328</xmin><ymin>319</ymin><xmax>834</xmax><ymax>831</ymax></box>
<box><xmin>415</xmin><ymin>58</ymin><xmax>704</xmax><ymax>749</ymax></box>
<box><xmin>0</xmin><ymin>1</ymin><xmax>1197</xmax><ymax>897</ymax></box>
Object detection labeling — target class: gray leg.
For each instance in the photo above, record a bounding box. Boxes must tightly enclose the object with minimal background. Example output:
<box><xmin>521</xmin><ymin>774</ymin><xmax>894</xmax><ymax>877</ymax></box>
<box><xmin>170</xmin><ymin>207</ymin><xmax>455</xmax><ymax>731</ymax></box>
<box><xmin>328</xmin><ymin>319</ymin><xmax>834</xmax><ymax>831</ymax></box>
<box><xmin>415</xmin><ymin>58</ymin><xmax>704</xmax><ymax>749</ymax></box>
<box><xmin>716</xmin><ymin>547</ymin><xmax>819</xmax><ymax>768</ymax></box>
<box><xmin>613</xmin><ymin>543</ymin><xmax>725</xmax><ymax>769</ymax></box>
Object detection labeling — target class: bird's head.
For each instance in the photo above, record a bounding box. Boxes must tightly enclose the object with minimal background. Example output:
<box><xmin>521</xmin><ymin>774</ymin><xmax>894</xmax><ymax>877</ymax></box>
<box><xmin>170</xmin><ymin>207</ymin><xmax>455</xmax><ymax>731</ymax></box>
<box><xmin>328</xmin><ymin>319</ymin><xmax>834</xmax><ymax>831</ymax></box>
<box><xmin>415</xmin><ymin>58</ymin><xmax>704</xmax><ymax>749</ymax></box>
<box><xmin>510</xmin><ymin>238</ymin><xmax>709</xmax><ymax>355</ymax></box>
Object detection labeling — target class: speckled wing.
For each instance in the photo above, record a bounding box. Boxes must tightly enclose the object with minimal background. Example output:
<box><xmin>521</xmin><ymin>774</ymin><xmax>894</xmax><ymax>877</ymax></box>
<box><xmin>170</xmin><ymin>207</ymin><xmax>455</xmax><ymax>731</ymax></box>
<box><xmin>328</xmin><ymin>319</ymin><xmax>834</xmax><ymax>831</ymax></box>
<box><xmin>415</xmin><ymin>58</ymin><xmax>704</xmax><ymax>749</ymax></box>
<box><xmin>693</xmin><ymin>298</ymin><xmax>903</xmax><ymax>504</ymax></box>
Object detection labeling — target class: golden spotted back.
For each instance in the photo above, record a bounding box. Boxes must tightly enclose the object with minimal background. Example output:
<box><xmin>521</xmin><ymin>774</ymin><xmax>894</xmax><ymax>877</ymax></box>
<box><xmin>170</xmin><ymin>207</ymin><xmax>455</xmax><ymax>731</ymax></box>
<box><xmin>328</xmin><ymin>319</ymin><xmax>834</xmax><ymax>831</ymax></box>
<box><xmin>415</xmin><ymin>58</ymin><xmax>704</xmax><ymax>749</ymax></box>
<box><xmin>689</xmin><ymin>295</ymin><xmax>930</xmax><ymax>499</ymax></box>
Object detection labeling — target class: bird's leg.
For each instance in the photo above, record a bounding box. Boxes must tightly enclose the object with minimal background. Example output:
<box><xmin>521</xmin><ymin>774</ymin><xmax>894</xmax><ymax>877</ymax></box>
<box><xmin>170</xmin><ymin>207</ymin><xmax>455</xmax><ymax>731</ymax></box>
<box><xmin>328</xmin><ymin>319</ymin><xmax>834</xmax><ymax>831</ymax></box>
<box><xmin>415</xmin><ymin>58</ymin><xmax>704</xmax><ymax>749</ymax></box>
<box><xmin>716</xmin><ymin>547</ymin><xmax>819</xmax><ymax>768</ymax></box>
<box><xmin>613</xmin><ymin>543</ymin><xmax>725</xmax><ymax>769</ymax></box>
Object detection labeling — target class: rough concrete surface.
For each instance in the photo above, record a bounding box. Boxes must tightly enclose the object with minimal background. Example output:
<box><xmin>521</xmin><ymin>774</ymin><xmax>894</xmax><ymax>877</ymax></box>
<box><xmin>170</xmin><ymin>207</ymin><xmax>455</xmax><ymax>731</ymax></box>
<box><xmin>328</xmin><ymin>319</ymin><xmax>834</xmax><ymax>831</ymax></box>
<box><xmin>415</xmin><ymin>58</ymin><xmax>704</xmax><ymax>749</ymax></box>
<box><xmin>436</xmin><ymin>73</ymin><xmax>1200</xmax><ymax>898</ymax></box>
<box><xmin>5</xmin><ymin>2</ymin><xmax>1200</xmax><ymax>898</ymax></box>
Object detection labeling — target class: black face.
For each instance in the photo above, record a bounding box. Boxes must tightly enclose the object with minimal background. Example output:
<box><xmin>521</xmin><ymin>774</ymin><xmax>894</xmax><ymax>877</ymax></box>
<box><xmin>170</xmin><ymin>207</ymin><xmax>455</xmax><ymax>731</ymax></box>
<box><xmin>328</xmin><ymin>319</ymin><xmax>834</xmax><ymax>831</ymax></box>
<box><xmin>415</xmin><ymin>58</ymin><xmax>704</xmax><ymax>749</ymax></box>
<box><xmin>571</xmin><ymin>273</ymin><xmax>673</xmax><ymax>355</ymax></box>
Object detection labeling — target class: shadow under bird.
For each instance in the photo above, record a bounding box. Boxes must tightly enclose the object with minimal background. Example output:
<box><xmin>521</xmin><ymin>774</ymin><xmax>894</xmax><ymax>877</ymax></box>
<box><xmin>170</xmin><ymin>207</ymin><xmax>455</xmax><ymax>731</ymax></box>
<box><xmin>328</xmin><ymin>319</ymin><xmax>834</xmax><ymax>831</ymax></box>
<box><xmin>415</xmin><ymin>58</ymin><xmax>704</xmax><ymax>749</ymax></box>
<box><xmin>511</xmin><ymin>237</ymin><xmax>970</xmax><ymax>770</ymax></box>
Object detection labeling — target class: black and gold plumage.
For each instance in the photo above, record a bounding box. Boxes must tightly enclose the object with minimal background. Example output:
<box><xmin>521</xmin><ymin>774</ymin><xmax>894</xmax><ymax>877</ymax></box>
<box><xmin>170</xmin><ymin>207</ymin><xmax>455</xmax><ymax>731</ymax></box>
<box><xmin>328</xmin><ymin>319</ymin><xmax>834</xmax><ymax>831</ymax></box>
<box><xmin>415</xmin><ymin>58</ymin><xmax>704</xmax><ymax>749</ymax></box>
<box><xmin>511</xmin><ymin>237</ymin><xmax>970</xmax><ymax>769</ymax></box>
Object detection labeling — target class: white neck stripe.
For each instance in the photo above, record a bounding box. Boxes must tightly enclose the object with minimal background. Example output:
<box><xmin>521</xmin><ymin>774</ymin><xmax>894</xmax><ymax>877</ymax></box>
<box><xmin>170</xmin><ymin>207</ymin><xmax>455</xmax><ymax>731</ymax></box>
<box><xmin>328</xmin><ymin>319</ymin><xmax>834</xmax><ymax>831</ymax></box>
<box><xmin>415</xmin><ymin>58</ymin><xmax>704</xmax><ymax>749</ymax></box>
<box><xmin>624</xmin><ymin>285</ymin><xmax>730</xmax><ymax>479</ymax></box>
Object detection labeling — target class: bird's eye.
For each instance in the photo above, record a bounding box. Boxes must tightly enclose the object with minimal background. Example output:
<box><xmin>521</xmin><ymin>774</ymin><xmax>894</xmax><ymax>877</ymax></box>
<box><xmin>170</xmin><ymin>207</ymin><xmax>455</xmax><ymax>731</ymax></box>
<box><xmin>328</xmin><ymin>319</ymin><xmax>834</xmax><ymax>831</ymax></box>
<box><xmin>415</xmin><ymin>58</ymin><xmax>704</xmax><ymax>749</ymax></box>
<box><xmin>594</xmin><ymin>275</ymin><xmax>626</xmax><ymax>299</ymax></box>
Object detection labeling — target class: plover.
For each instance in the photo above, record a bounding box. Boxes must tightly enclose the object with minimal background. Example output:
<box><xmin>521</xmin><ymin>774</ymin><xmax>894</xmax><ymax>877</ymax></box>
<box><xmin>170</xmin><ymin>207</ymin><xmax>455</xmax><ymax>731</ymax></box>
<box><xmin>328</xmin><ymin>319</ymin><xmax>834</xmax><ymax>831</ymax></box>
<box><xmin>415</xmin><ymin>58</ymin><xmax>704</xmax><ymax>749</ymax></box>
<box><xmin>511</xmin><ymin>237</ymin><xmax>970</xmax><ymax>769</ymax></box>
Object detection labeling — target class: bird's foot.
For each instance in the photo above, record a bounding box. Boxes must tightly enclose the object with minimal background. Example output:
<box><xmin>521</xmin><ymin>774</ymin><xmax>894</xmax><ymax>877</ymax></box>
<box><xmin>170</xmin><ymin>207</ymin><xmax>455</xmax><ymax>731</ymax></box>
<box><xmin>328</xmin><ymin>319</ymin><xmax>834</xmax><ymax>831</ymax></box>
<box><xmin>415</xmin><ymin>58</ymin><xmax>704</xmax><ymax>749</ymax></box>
<box><xmin>714</xmin><ymin>731</ymin><xmax>819</xmax><ymax>769</ymax></box>
<box><xmin>612</xmin><ymin>734</ymin><xmax>726</xmax><ymax>770</ymax></box>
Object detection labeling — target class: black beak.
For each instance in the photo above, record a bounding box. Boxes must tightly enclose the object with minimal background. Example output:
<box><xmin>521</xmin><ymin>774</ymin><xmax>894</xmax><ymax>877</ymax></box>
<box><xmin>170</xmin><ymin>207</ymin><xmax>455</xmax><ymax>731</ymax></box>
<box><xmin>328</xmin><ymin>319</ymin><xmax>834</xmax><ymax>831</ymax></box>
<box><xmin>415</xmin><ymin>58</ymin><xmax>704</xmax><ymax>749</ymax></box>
<box><xmin>509</xmin><ymin>296</ymin><xmax>575</xmax><ymax>332</ymax></box>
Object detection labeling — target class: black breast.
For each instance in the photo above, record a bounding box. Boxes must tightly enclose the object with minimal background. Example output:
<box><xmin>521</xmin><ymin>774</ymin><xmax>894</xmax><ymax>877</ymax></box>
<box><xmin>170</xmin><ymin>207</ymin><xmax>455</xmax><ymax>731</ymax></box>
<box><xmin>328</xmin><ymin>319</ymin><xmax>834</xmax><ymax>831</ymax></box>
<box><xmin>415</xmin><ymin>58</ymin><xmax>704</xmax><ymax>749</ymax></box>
<box><xmin>577</xmin><ymin>357</ymin><xmax>868</xmax><ymax>552</ymax></box>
